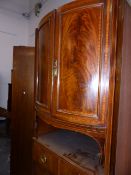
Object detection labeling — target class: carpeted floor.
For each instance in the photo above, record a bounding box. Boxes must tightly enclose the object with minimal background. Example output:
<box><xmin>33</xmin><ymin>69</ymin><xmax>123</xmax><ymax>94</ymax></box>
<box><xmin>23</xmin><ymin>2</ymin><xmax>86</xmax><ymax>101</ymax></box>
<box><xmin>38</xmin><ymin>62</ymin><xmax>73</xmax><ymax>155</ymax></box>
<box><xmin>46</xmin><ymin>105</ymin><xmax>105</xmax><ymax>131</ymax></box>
<box><xmin>0</xmin><ymin>120</ymin><xmax>10</xmax><ymax>175</ymax></box>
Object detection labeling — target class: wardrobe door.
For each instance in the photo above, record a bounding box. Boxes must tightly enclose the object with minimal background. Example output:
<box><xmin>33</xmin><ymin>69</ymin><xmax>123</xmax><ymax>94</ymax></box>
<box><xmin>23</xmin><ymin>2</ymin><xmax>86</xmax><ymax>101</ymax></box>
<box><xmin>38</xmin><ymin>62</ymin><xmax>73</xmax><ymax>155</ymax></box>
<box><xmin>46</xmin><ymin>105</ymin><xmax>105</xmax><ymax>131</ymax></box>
<box><xmin>52</xmin><ymin>0</ymin><xmax>112</xmax><ymax>126</ymax></box>
<box><xmin>11</xmin><ymin>46</ymin><xmax>35</xmax><ymax>175</ymax></box>
<box><xmin>36</xmin><ymin>11</ymin><xmax>55</xmax><ymax>115</ymax></box>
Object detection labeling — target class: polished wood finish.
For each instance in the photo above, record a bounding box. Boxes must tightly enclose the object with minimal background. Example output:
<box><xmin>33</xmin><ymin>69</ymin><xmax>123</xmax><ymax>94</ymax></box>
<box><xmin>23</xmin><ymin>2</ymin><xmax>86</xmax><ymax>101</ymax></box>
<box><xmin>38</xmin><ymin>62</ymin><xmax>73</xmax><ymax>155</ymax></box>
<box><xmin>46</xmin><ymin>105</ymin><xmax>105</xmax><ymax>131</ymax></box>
<box><xmin>34</xmin><ymin>0</ymin><xmax>131</xmax><ymax>175</ymax></box>
<box><xmin>33</xmin><ymin>162</ymin><xmax>51</xmax><ymax>175</ymax></box>
<box><xmin>35</xmin><ymin>0</ymin><xmax>111</xmax><ymax>155</ymax></box>
<box><xmin>35</xmin><ymin>117</ymin><xmax>56</xmax><ymax>137</ymax></box>
<box><xmin>11</xmin><ymin>46</ymin><xmax>35</xmax><ymax>175</ymax></box>
<box><xmin>36</xmin><ymin>11</ymin><xmax>55</xmax><ymax>115</ymax></box>
<box><xmin>33</xmin><ymin>131</ymin><xmax>103</xmax><ymax>175</ymax></box>
<box><xmin>115</xmin><ymin>2</ymin><xmax>131</xmax><ymax>175</ymax></box>
<box><xmin>104</xmin><ymin>0</ymin><xmax>119</xmax><ymax>174</ymax></box>
<box><xmin>33</xmin><ymin>141</ymin><xmax>58</xmax><ymax>175</ymax></box>
<box><xmin>59</xmin><ymin>159</ymin><xmax>90</xmax><ymax>175</ymax></box>
<box><xmin>53</xmin><ymin>0</ymin><xmax>110</xmax><ymax>127</ymax></box>
<box><xmin>104</xmin><ymin>1</ymin><xmax>131</xmax><ymax>175</ymax></box>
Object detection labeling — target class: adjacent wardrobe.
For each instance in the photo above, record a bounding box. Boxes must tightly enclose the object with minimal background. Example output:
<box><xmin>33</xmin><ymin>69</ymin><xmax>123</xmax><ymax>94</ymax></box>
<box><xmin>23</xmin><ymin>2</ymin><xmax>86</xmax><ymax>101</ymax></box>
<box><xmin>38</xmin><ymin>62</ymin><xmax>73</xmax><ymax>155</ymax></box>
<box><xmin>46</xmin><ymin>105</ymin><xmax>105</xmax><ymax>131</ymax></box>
<box><xmin>11</xmin><ymin>46</ymin><xmax>35</xmax><ymax>175</ymax></box>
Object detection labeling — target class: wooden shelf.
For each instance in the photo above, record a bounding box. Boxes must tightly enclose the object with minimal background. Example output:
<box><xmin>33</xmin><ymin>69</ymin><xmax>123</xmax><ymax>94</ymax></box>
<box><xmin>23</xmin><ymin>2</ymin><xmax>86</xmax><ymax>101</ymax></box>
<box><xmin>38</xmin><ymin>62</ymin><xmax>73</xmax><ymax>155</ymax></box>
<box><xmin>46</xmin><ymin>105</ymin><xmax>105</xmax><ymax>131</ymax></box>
<box><xmin>35</xmin><ymin>129</ymin><xmax>104</xmax><ymax>174</ymax></box>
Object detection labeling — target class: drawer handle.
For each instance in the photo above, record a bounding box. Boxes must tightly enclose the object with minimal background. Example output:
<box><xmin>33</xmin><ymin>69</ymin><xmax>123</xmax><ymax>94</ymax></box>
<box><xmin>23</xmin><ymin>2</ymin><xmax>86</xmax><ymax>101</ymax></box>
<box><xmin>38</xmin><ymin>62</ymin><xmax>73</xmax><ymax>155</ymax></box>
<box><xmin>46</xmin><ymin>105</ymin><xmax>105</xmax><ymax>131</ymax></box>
<box><xmin>40</xmin><ymin>154</ymin><xmax>47</xmax><ymax>164</ymax></box>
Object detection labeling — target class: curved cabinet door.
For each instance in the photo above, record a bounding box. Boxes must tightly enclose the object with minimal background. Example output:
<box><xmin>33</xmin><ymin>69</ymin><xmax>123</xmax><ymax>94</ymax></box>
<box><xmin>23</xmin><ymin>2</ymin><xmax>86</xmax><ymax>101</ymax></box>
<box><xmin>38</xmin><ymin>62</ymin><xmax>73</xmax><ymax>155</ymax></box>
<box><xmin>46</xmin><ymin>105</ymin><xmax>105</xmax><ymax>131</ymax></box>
<box><xmin>36</xmin><ymin>10</ymin><xmax>55</xmax><ymax>115</ymax></box>
<box><xmin>52</xmin><ymin>0</ymin><xmax>111</xmax><ymax>126</ymax></box>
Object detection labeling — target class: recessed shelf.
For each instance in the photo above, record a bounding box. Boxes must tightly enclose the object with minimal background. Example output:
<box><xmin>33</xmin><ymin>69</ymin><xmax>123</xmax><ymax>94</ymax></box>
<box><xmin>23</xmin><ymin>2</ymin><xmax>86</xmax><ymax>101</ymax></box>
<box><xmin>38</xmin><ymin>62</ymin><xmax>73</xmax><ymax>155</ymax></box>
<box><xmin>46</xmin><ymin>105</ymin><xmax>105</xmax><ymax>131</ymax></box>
<box><xmin>35</xmin><ymin>129</ymin><xmax>104</xmax><ymax>174</ymax></box>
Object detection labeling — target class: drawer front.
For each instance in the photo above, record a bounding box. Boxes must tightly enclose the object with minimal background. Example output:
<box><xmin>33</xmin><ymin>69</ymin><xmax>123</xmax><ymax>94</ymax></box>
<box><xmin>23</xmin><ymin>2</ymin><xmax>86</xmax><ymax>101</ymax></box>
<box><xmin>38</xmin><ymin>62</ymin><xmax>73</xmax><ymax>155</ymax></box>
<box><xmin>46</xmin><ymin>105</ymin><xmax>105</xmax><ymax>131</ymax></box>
<box><xmin>33</xmin><ymin>161</ymin><xmax>52</xmax><ymax>175</ymax></box>
<box><xmin>59</xmin><ymin>159</ymin><xmax>95</xmax><ymax>175</ymax></box>
<box><xmin>33</xmin><ymin>141</ymin><xmax>58</xmax><ymax>175</ymax></box>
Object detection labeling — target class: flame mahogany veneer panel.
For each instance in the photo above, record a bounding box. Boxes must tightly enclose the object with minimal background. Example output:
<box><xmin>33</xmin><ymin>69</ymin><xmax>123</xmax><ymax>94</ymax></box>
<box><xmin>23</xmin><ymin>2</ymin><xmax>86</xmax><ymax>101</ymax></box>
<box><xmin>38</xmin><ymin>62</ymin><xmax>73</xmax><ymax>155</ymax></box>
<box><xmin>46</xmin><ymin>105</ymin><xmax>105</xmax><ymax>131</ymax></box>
<box><xmin>53</xmin><ymin>1</ymin><xmax>111</xmax><ymax>126</ymax></box>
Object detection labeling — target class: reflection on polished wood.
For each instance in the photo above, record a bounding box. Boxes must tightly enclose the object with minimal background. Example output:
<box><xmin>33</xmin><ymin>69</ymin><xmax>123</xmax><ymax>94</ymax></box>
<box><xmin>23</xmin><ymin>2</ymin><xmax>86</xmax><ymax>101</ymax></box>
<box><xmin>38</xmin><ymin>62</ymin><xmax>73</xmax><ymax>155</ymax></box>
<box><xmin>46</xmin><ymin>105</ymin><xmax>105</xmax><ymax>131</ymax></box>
<box><xmin>59</xmin><ymin>8</ymin><xmax>101</xmax><ymax>114</ymax></box>
<box><xmin>36</xmin><ymin>11</ymin><xmax>55</xmax><ymax>114</ymax></box>
<box><xmin>34</xmin><ymin>0</ymin><xmax>130</xmax><ymax>174</ymax></box>
<box><xmin>53</xmin><ymin>2</ymin><xmax>110</xmax><ymax>126</ymax></box>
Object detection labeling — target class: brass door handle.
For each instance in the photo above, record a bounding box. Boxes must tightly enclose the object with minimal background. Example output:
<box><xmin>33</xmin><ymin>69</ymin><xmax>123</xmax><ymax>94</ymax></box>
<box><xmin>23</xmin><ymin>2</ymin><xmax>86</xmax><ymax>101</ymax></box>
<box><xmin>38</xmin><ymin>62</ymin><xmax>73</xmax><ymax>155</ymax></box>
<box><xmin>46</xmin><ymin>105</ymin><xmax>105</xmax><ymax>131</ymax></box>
<box><xmin>53</xmin><ymin>59</ymin><xmax>58</xmax><ymax>77</ymax></box>
<box><xmin>40</xmin><ymin>154</ymin><xmax>47</xmax><ymax>164</ymax></box>
<box><xmin>53</xmin><ymin>67</ymin><xmax>57</xmax><ymax>77</ymax></box>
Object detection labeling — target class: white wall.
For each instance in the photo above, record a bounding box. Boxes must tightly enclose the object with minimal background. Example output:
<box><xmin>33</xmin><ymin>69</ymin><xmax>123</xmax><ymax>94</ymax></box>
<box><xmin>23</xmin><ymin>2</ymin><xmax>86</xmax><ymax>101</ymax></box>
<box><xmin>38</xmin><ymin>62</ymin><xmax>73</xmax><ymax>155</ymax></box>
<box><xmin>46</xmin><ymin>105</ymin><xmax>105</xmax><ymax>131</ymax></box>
<box><xmin>0</xmin><ymin>0</ymin><xmax>74</xmax><ymax>108</ymax></box>
<box><xmin>0</xmin><ymin>4</ymin><xmax>29</xmax><ymax>108</ymax></box>
<box><xmin>28</xmin><ymin>0</ymin><xmax>73</xmax><ymax>46</ymax></box>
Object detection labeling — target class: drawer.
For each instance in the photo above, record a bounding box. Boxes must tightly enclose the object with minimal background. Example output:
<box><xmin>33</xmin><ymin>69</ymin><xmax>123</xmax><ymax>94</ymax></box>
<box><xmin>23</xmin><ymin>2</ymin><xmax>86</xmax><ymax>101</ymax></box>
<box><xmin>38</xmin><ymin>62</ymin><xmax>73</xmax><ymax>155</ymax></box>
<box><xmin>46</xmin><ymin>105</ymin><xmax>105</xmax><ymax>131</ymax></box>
<box><xmin>33</xmin><ymin>141</ymin><xmax>58</xmax><ymax>175</ymax></box>
<box><xmin>33</xmin><ymin>161</ymin><xmax>53</xmax><ymax>175</ymax></box>
<box><xmin>59</xmin><ymin>159</ymin><xmax>95</xmax><ymax>175</ymax></box>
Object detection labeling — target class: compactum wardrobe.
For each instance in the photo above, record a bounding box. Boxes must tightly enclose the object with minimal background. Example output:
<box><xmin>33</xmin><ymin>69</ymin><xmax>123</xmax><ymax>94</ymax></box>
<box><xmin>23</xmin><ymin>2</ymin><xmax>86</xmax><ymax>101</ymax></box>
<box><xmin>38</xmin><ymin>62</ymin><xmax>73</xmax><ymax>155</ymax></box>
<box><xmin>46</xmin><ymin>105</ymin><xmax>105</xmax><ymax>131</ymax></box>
<box><xmin>11</xmin><ymin>46</ymin><xmax>35</xmax><ymax>175</ymax></box>
<box><xmin>33</xmin><ymin>0</ymin><xmax>131</xmax><ymax>175</ymax></box>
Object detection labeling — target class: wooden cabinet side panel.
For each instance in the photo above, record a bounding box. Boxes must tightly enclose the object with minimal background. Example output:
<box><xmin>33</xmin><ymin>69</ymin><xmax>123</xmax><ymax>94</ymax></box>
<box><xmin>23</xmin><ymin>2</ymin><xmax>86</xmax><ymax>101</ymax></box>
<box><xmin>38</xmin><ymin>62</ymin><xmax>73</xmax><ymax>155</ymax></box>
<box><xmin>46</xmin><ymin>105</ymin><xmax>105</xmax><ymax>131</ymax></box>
<box><xmin>115</xmin><ymin>2</ymin><xmax>131</xmax><ymax>175</ymax></box>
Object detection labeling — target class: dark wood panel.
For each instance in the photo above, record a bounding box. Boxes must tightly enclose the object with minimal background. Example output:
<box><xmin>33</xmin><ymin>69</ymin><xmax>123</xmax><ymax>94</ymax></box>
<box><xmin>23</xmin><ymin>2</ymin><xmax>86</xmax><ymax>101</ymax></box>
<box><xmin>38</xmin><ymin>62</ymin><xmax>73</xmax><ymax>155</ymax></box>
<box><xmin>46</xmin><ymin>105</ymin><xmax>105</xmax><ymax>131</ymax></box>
<box><xmin>115</xmin><ymin>2</ymin><xmax>131</xmax><ymax>175</ymax></box>
<box><xmin>60</xmin><ymin>159</ymin><xmax>92</xmax><ymax>175</ymax></box>
<box><xmin>36</xmin><ymin>107</ymin><xmax>105</xmax><ymax>140</ymax></box>
<box><xmin>33</xmin><ymin>141</ymin><xmax>58</xmax><ymax>175</ymax></box>
<box><xmin>11</xmin><ymin>46</ymin><xmax>35</xmax><ymax>175</ymax></box>
<box><xmin>59</xmin><ymin>6</ymin><xmax>102</xmax><ymax>114</ymax></box>
<box><xmin>36</xmin><ymin>11</ymin><xmax>55</xmax><ymax>114</ymax></box>
<box><xmin>33</xmin><ymin>130</ymin><xmax>104</xmax><ymax>175</ymax></box>
<box><xmin>34</xmin><ymin>1</ymin><xmax>130</xmax><ymax>175</ymax></box>
<box><xmin>38</xmin><ymin>21</ymin><xmax>50</xmax><ymax>106</ymax></box>
<box><xmin>33</xmin><ymin>162</ymin><xmax>52</xmax><ymax>175</ymax></box>
<box><xmin>53</xmin><ymin>0</ymin><xmax>111</xmax><ymax>126</ymax></box>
